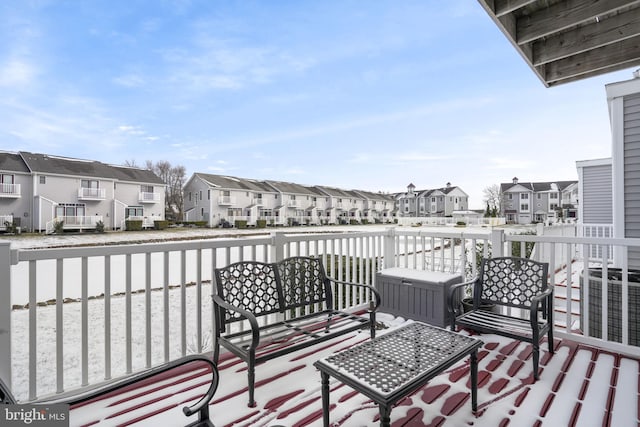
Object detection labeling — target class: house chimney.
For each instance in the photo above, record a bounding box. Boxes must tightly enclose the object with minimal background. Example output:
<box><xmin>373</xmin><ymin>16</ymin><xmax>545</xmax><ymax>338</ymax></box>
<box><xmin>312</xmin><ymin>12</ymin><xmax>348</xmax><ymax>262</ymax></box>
<box><xmin>407</xmin><ymin>183</ymin><xmax>415</xmax><ymax>194</ymax></box>
<box><xmin>512</xmin><ymin>177</ymin><xmax>518</xmax><ymax>184</ymax></box>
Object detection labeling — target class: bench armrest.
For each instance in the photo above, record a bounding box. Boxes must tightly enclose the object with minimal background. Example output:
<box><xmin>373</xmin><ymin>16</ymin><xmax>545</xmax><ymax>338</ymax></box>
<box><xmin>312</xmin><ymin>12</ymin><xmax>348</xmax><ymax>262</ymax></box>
<box><xmin>528</xmin><ymin>287</ymin><xmax>554</xmax><ymax>325</ymax></box>
<box><xmin>327</xmin><ymin>278</ymin><xmax>381</xmax><ymax>311</ymax></box>
<box><xmin>212</xmin><ymin>294</ymin><xmax>261</xmax><ymax>350</ymax></box>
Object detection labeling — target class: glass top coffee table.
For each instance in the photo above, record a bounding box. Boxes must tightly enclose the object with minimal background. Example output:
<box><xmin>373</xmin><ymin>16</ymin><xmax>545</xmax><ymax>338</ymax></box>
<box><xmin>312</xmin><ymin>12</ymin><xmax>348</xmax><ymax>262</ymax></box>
<box><xmin>313</xmin><ymin>321</ymin><xmax>483</xmax><ymax>427</ymax></box>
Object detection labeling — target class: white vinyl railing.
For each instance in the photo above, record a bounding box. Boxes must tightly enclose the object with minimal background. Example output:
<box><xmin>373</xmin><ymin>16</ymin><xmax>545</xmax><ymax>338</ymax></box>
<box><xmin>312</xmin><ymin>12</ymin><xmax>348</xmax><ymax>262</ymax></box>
<box><xmin>3</xmin><ymin>225</ymin><xmax>640</xmax><ymax>403</ymax></box>
<box><xmin>0</xmin><ymin>183</ymin><xmax>20</xmax><ymax>197</ymax></box>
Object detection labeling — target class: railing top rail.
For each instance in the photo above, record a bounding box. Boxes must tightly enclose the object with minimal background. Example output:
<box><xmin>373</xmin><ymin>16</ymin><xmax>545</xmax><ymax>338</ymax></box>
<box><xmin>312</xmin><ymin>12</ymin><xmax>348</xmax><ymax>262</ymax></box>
<box><xmin>507</xmin><ymin>234</ymin><xmax>640</xmax><ymax>246</ymax></box>
<box><xmin>395</xmin><ymin>229</ymin><xmax>491</xmax><ymax>239</ymax></box>
<box><xmin>15</xmin><ymin>235</ymin><xmax>274</xmax><ymax>262</ymax></box>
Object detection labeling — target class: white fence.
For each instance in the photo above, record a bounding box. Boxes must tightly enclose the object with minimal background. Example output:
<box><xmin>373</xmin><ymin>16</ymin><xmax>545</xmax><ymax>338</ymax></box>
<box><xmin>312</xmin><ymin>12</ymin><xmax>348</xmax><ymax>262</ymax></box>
<box><xmin>397</xmin><ymin>216</ymin><xmax>505</xmax><ymax>227</ymax></box>
<box><xmin>3</xmin><ymin>225</ymin><xmax>640</xmax><ymax>402</ymax></box>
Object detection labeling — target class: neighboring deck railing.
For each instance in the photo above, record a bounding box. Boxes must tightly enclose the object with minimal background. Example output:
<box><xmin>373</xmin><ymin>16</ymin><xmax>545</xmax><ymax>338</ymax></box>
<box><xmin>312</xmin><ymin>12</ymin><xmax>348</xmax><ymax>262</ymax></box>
<box><xmin>2</xmin><ymin>225</ymin><xmax>640</xmax><ymax>403</ymax></box>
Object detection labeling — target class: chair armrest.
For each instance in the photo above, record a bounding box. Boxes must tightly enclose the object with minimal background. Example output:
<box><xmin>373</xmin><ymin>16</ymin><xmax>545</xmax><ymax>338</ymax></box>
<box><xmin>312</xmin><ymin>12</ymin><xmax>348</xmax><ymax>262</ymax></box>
<box><xmin>448</xmin><ymin>278</ymin><xmax>474</xmax><ymax>314</ymax></box>
<box><xmin>528</xmin><ymin>287</ymin><xmax>554</xmax><ymax>325</ymax></box>
<box><xmin>327</xmin><ymin>278</ymin><xmax>381</xmax><ymax>311</ymax></box>
<box><xmin>212</xmin><ymin>294</ymin><xmax>261</xmax><ymax>350</ymax></box>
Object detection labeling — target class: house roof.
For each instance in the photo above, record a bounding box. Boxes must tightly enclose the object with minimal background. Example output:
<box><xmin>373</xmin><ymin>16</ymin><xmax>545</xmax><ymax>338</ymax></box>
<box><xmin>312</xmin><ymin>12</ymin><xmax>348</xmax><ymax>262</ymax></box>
<box><xmin>17</xmin><ymin>151</ymin><xmax>164</xmax><ymax>184</ymax></box>
<box><xmin>194</xmin><ymin>173</ymin><xmax>275</xmax><ymax>192</ymax></box>
<box><xmin>0</xmin><ymin>152</ymin><xmax>30</xmax><ymax>173</ymax></box>
<box><xmin>501</xmin><ymin>180</ymin><xmax>578</xmax><ymax>193</ymax></box>
<box><xmin>265</xmin><ymin>180</ymin><xmax>325</xmax><ymax>196</ymax></box>
<box><xmin>476</xmin><ymin>0</ymin><xmax>640</xmax><ymax>87</ymax></box>
<box><xmin>314</xmin><ymin>185</ymin><xmax>358</xmax><ymax>198</ymax></box>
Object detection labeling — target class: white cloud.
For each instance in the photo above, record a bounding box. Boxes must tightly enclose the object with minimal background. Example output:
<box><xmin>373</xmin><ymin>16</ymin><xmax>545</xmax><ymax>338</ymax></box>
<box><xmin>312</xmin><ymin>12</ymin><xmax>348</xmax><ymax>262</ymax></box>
<box><xmin>0</xmin><ymin>58</ymin><xmax>36</xmax><ymax>87</ymax></box>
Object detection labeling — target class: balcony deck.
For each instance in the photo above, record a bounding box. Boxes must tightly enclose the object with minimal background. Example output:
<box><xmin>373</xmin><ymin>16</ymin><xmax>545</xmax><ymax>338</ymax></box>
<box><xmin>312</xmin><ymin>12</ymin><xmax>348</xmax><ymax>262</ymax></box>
<box><xmin>68</xmin><ymin>314</ymin><xmax>639</xmax><ymax>427</ymax></box>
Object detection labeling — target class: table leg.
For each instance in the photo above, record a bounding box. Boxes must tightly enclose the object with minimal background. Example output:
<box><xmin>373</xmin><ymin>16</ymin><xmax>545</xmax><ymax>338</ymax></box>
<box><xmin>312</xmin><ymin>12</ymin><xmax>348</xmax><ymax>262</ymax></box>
<box><xmin>379</xmin><ymin>404</ymin><xmax>391</xmax><ymax>427</ymax></box>
<box><xmin>320</xmin><ymin>371</ymin><xmax>330</xmax><ymax>427</ymax></box>
<box><xmin>470</xmin><ymin>349</ymin><xmax>478</xmax><ymax>412</ymax></box>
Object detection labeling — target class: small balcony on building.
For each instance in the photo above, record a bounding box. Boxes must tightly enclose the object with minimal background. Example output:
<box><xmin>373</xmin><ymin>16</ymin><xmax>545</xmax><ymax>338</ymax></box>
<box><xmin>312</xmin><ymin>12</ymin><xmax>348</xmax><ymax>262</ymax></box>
<box><xmin>0</xmin><ymin>183</ymin><xmax>21</xmax><ymax>198</ymax></box>
<box><xmin>78</xmin><ymin>187</ymin><xmax>106</xmax><ymax>200</ymax></box>
<box><xmin>218</xmin><ymin>196</ymin><xmax>236</xmax><ymax>205</ymax></box>
<box><xmin>138</xmin><ymin>192</ymin><xmax>161</xmax><ymax>203</ymax></box>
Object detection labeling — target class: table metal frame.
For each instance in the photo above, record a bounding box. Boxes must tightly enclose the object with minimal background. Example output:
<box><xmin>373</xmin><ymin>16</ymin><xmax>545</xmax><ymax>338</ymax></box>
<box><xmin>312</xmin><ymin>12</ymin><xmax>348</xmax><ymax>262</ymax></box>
<box><xmin>314</xmin><ymin>322</ymin><xmax>483</xmax><ymax>427</ymax></box>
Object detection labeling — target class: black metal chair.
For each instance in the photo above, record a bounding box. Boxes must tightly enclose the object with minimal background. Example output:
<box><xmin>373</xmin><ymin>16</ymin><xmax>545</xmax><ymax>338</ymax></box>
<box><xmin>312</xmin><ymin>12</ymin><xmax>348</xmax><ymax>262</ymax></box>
<box><xmin>448</xmin><ymin>256</ymin><xmax>554</xmax><ymax>380</ymax></box>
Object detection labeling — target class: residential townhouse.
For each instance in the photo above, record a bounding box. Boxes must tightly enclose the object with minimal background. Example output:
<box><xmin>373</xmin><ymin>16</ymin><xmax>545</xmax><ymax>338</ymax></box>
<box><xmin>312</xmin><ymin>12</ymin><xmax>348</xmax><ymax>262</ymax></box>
<box><xmin>500</xmin><ymin>177</ymin><xmax>578</xmax><ymax>224</ymax></box>
<box><xmin>182</xmin><ymin>173</ymin><xmax>278</xmax><ymax>227</ymax></box>
<box><xmin>183</xmin><ymin>173</ymin><xmax>396</xmax><ymax>227</ymax></box>
<box><xmin>0</xmin><ymin>151</ymin><xmax>165</xmax><ymax>233</ymax></box>
<box><xmin>395</xmin><ymin>182</ymin><xmax>469</xmax><ymax>217</ymax></box>
<box><xmin>352</xmin><ymin>189</ymin><xmax>395</xmax><ymax>224</ymax></box>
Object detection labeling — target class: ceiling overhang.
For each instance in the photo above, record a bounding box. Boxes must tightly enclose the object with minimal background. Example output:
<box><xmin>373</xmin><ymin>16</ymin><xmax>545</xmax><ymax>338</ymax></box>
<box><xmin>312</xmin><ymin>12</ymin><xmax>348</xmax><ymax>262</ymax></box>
<box><xmin>477</xmin><ymin>0</ymin><xmax>640</xmax><ymax>87</ymax></box>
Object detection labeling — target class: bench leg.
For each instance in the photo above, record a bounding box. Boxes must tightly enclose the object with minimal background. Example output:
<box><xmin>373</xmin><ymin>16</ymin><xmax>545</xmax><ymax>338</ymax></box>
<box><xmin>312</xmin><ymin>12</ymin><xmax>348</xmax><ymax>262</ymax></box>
<box><xmin>532</xmin><ymin>342</ymin><xmax>540</xmax><ymax>380</ymax></box>
<box><xmin>248</xmin><ymin>352</ymin><xmax>256</xmax><ymax>407</ymax></box>
<box><xmin>548</xmin><ymin>328</ymin><xmax>555</xmax><ymax>354</ymax></box>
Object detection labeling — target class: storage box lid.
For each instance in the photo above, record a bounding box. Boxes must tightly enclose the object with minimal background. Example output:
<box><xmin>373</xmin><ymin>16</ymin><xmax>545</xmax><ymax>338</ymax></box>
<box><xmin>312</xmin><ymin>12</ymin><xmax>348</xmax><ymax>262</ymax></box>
<box><xmin>378</xmin><ymin>268</ymin><xmax>463</xmax><ymax>284</ymax></box>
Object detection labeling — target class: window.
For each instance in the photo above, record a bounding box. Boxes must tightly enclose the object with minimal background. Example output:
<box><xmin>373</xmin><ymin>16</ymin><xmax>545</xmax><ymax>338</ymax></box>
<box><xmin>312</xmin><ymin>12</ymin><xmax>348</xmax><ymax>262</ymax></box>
<box><xmin>550</xmin><ymin>192</ymin><xmax>558</xmax><ymax>199</ymax></box>
<box><xmin>81</xmin><ymin>179</ymin><xmax>99</xmax><ymax>189</ymax></box>
<box><xmin>508</xmin><ymin>194</ymin><xmax>512</xmax><ymax>200</ymax></box>
<box><xmin>520</xmin><ymin>203</ymin><xmax>529</xmax><ymax>211</ymax></box>
<box><xmin>57</xmin><ymin>203</ymin><xmax>86</xmax><ymax>218</ymax></box>
<box><xmin>125</xmin><ymin>206</ymin><xmax>143</xmax><ymax>217</ymax></box>
<box><xmin>40</xmin><ymin>176</ymin><xmax>46</xmax><ymax>184</ymax></box>
<box><xmin>199</xmin><ymin>190</ymin><xmax>203</xmax><ymax>200</ymax></box>
<box><xmin>520</xmin><ymin>193</ymin><xmax>529</xmax><ymax>200</ymax></box>
<box><xmin>537</xmin><ymin>194</ymin><xmax>541</xmax><ymax>199</ymax></box>
<box><xmin>0</xmin><ymin>174</ymin><xmax>14</xmax><ymax>184</ymax></box>
<box><xmin>188</xmin><ymin>192</ymin><xmax>192</xmax><ymax>202</ymax></box>
<box><xmin>207</xmin><ymin>190</ymin><xmax>210</xmax><ymax>200</ymax></box>
<box><xmin>140</xmin><ymin>185</ymin><xmax>153</xmax><ymax>193</ymax></box>
<box><xmin>81</xmin><ymin>180</ymin><xmax>101</xmax><ymax>197</ymax></box>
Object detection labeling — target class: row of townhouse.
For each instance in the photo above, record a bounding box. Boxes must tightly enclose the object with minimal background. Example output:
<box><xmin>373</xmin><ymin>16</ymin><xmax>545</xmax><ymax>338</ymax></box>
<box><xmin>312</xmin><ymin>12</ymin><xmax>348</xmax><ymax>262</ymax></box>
<box><xmin>182</xmin><ymin>173</ymin><xmax>397</xmax><ymax>227</ymax></box>
<box><xmin>394</xmin><ymin>182</ymin><xmax>469</xmax><ymax>217</ymax></box>
<box><xmin>500</xmin><ymin>177</ymin><xmax>578</xmax><ymax>224</ymax></box>
<box><xmin>0</xmin><ymin>151</ymin><xmax>165</xmax><ymax>233</ymax></box>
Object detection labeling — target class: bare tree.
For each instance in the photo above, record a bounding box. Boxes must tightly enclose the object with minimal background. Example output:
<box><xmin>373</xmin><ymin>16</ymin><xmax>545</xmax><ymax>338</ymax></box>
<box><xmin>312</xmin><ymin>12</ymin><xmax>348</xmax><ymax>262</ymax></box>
<box><xmin>482</xmin><ymin>184</ymin><xmax>502</xmax><ymax>216</ymax></box>
<box><xmin>144</xmin><ymin>160</ymin><xmax>187</xmax><ymax>221</ymax></box>
<box><xmin>123</xmin><ymin>159</ymin><xmax>139</xmax><ymax>168</ymax></box>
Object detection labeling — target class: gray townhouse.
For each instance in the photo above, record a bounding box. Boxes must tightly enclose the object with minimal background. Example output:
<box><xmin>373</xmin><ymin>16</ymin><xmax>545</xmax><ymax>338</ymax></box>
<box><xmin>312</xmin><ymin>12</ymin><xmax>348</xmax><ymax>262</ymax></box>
<box><xmin>182</xmin><ymin>172</ymin><xmax>396</xmax><ymax>227</ymax></box>
<box><xmin>500</xmin><ymin>177</ymin><xmax>578</xmax><ymax>224</ymax></box>
<box><xmin>395</xmin><ymin>182</ymin><xmax>469</xmax><ymax>217</ymax></box>
<box><xmin>182</xmin><ymin>173</ymin><xmax>278</xmax><ymax>227</ymax></box>
<box><xmin>0</xmin><ymin>151</ymin><xmax>165</xmax><ymax>233</ymax></box>
<box><xmin>352</xmin><ymin>189</ymin><xmax>395</xmax><ymax>224</ymax></box>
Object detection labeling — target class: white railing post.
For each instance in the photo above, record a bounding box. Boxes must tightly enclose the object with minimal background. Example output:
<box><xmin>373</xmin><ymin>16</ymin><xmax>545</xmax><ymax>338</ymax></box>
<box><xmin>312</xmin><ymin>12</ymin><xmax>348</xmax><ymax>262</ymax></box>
<box><xmin>0</xmin><ymin>242</ymin><xmax>12</xmax><ymax>388</ymax></box>
<box><xmin>271</xmin><ymin>231</ymin><xmax>286</xmax><ymax>262</ymax></box>
<box><xmin>383</xmin><ymin>227</ymin><xmax>396</xmax><ymax>268</ymax></box>
<box><xmin>490</xmin><ymin>229</ymin><xmax>504</xmax><ymax>257</ymax></box>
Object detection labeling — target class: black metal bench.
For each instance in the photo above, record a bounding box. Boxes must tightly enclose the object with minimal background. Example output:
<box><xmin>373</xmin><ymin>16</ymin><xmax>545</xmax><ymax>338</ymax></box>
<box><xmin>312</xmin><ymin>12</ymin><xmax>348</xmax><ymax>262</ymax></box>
<box><xmin>1</xmin><ymin>354</ymin><xmax>219</xmax><ymax>426</ymax></box>
<box><xmin>212</xmin><ymin>256</ymin><xmax>381</xmax><ymax>407</ymax></box>
<box><xmin>448</xmin><ymin>256</ymin><xmax>554</xmax><ymax>380</ymax></box>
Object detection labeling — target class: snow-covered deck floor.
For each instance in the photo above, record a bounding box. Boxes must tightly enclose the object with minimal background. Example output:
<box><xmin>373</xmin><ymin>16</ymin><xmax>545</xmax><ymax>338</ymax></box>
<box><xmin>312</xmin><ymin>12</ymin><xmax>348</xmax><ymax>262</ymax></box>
<box><xmin>68</xmin><ymin>314</ymin><xmax>640</xmax><ymax>427</ymax></box>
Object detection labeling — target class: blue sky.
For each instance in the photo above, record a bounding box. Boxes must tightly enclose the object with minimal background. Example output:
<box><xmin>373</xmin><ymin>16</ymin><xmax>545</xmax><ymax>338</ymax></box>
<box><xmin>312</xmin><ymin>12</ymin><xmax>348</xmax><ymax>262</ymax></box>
<box><xmin>1</xmin><ymin>1</ymin><xmax>633</xmax><ymax>209</ymax></box>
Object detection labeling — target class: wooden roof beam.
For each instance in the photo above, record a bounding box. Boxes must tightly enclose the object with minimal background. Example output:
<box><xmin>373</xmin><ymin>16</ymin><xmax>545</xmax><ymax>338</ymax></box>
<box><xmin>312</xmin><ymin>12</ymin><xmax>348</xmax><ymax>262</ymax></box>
<box><xmin>494</xmin><ymin>0</ymin><xmax>538</xmax><ymax>17</ymax></box>
<box><xmin>533</xmin><ymin>6</ymin><xmax>640</xmax><ymax>66</ymax></box>
<box><xmin>517</xmin><ymin>0</ymin><xmax>640</xmax><ymax>44</ymax></box>
<box><xmin>544</xmin><ymin>34</ymin><xmax>640</xmax><ymax>84</ymax></box>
